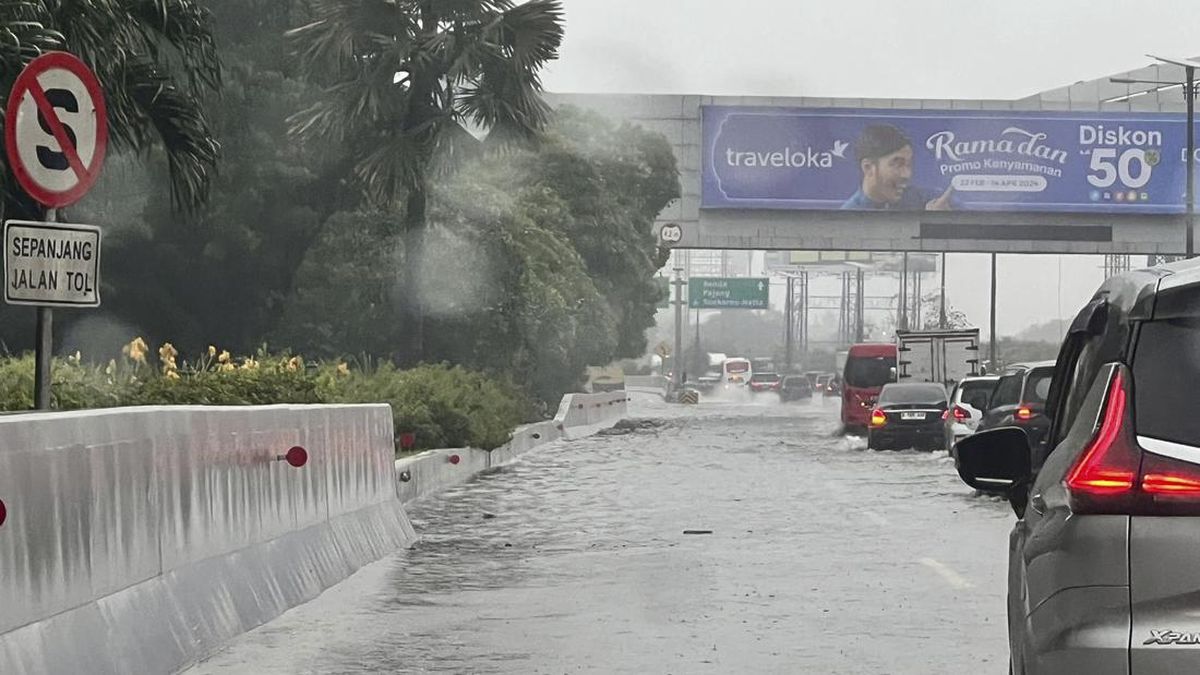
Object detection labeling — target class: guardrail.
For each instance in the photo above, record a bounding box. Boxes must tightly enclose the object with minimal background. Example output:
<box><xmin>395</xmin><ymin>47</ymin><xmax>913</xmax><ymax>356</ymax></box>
<box><xmin>0</xmin><ymin>404</ymin><xmax>413</xmax><ymax>675</ymax></box>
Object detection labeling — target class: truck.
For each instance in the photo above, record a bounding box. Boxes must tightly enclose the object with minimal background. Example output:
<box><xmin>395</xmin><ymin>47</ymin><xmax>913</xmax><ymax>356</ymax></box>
<box><xmin>894</xmin><ymin>328</ymin><xmax>981</xmax><ymax>389</ymax></box>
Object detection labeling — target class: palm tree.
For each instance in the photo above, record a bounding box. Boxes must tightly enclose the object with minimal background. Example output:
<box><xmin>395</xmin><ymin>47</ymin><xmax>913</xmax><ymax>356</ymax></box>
<box><xmin>287</xmin><ymin>0</ymin><xmax>565</xmax><ymax>361</ymax></box>
<box><xmin>0</xmin><ymin>0</ymin><xmax>221</xmax><ymax>213</ymax></box>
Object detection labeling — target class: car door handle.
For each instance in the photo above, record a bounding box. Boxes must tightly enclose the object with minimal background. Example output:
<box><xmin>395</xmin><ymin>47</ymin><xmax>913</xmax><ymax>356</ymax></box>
<box><xmin>1030</xmin><ymin>493</ymin><xmax>1046</xmax><ymax>515</ymax></box>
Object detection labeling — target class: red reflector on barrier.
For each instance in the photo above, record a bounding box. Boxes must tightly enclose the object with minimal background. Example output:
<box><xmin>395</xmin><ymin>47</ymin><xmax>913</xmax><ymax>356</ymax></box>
<box><xmin>284</xmin><ymin>446</ymin><xmax>308</xmax><ymax>468</ymax></box>
<box><xmin>449</xmin><ymin>454</ymin><xmax>461</xmax><ymax>465</ymax></box>
<box><xmin>0</xmin><ymin>499</ymin><xmax>6</xmax><ymax>527</ymax></box>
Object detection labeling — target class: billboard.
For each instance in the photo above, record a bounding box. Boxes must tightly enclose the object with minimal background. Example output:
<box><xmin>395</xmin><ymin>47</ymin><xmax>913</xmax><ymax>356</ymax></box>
<box><xmin>702</xmin><ymin>106</ymin><xmax>1197</xmax><ymax>214</ymax></box>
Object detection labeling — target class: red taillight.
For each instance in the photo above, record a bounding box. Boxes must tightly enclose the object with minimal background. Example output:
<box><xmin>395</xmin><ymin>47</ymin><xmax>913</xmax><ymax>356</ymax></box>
<box><xmin>1065</xmin><ymin>372</ymin><xmax>1137</xmax><ymax>498</ymax></box>
<box><xmin>1015</xmin><ymin>406</ymin><xmax>1035</xmax><ymax>421</ymax></box>
<box><xmin>870</xmin><ymin>409</ymin><xmax>887</xmax><ymax>428</ymax></box>
<box><xmin>953</xmin><ymin>406</ymin><xmax>970</xmax><ymax>421</ymax></box>
<box><xmin>1064</xmin><ymin>368</ymin><xmax>1200</xmax><ymax>515</ymax></box>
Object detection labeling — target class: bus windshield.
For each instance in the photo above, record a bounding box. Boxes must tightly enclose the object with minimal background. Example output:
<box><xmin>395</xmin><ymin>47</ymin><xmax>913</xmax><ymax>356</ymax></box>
<box><xmin>844</xmin><ymin>356</ymin><xmax>896</xmax><ymax>388</ymax></box>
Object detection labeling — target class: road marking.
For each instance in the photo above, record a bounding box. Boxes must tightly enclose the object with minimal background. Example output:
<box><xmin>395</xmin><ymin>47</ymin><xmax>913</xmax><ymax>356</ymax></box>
<box><xmin>861</xmin><ymin>510</ymin><xmax>889</xmax><ymax>527</ymax></box>
<box><xmin>919</xmin><ymin>558</ymin><xmax>974</xmax><ymax>589</ymax></box>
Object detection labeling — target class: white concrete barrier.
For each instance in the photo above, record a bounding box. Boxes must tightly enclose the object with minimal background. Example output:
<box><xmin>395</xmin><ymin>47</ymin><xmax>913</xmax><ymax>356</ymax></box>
<box><xmin>395</xmin><ymin>392</ymin><xmax>627</xmax><ymax>505</ymax></box>
<box><xmin>0</xmin><ymin>405</ymin><xmax>414</xmax><ymax>675</ymax></box>
<box><xmin>625</xmin><ymin>374</ymin><xmax>670</xmax><ymax>399</ymax></box>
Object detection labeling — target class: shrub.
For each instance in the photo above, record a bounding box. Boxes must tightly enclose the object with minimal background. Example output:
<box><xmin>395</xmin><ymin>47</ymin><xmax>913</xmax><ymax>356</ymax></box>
<box><xmin>0</xmin><ymin>340</ymin><xmax>527</xmax><ymax>454</ymax></box>
<box><xmin>321</xmin><ymin>362</ymin><xmax>528</xmax><ymax>451</ymax></box>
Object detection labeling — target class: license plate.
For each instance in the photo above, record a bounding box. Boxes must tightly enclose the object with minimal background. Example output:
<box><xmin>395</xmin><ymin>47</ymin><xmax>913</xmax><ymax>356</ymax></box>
<box><xmin>901</xmin><ymin>412</ymin><xmax>925</xmax><ymax>420</ymax></box>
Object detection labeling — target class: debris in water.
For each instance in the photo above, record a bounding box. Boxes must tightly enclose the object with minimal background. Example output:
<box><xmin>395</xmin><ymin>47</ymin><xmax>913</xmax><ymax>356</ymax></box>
<box><xmin>598</xmin><ymin>418</ymin><xmax>667</xmax><ymax>436</ymax></box>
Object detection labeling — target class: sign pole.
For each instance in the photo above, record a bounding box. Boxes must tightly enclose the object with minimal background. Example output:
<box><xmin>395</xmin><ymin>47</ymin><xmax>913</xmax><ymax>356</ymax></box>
<box><xmin>33</xmin><ymin>208</ymin><xmax>57</xmax><ymax>410</ymax></box>
<box><xmin>1188</xmin><ymin>65</ymin><xmax>1195</xmax><ymax>259</ymax></box>
<box><xmin>672</xmin><ymin>267</ymin><xmax>684</xmax><ymax>391</ymax></box>
<box><xmin>989</xmin><ymin>253</ymin><xmax>998</xmax><ymax>371</ymax></box>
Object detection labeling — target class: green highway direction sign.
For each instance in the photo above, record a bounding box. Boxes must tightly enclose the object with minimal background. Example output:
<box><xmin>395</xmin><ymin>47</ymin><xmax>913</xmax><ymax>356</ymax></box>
<box><xmin>688</xmin><ymin>277</ymin><xmax>769</xmax><ymax>309</ymax></box>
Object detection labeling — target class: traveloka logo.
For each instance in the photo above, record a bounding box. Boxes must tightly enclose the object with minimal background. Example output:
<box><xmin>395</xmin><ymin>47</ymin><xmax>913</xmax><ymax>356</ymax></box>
<box><xmin>724</xmin><ymin>140</ymin><xmax>849</xmax><ymax>169</ymax></box>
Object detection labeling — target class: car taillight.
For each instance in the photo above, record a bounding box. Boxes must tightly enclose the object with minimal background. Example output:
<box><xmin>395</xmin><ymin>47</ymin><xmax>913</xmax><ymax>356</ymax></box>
<box><xmin>1065</xmin><ymin>369</ymin><xmax>1200</xmax><ymax>515</ymax></box>
<box><xmin>1015</xmin><ymin>406</ymin><xmax>1035</xmax><ymax>421</ymax></box>
<box><xmin>953</xmin><ymin>406</ymin><xmax>970</xmax><ymax>421</ymax></box>
<box><xmin>870</xmin><ymin>409</ymin><xmax>887</xmax><ymax>428</ymax></box>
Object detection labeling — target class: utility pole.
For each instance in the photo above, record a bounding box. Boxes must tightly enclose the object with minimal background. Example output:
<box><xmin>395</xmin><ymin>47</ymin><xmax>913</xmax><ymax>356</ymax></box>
<box><xmin>899</xmin><ymin>252</ymin><xmax>909</xmax><ymax>331</ymax></box>
<box><xmin>939</xmin><ymin>252</ymin><xmax>947</xmax><ymax>329</ymax></box>
<box><xmin>785</xmin><ymin>275</ymin><xmax>795</xmax><ymax>373</ymax></box>
<box><xmin>672</xmin><ymin>267</ymin><xmax>685</xmax><ymax>391</ymax></box>
<box><xmin>1188</xmin><ymin>64</ymin><xmax>1195</xmax><ymax>258</ymax></box>
<box><xmin>989</xmin><ymin>253</ymin><xmax>998</xmax><ymax>371</ymax></box>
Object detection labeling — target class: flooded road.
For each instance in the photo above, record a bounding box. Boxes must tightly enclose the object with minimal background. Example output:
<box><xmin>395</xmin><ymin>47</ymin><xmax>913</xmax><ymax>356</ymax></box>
<box><xmin>188</xmin><ymin>394</ymin><xmax>1013</xmax><ymax>674</ymax></box>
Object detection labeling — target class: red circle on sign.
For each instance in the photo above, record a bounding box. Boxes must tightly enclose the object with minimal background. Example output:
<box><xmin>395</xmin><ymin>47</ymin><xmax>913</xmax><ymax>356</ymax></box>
<box><xmin>5</xmin><ymin>51</ymin><xmax>108</xmax><ymax>208</ymax></box>
<box><xmin>285</xmin><ymin>446</ymin><xmax>308</xmax><ymax>468</ymax></box>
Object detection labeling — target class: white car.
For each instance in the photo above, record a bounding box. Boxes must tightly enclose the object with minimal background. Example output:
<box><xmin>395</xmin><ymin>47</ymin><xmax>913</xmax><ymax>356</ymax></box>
<box><xmin>943</xmin><ymin>375</ymin><xmax>1000</xmax><ymax>451</ymax></box>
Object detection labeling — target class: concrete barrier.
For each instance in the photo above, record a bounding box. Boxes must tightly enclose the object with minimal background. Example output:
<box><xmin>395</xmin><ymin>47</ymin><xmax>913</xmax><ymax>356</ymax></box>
<box><xmin>395</xmin><ymin>391</ymin><xmax>627</xmax><ymax>504</ymax></box>
<box><xmin>0</xmin><ymin>405</ymin><xmax>414</xmax><ymax>675</ymax></box>
<box><xmin>625</xmin><ymin>374</ymin><xmax>670</xmax><ymax>399</ymax></box>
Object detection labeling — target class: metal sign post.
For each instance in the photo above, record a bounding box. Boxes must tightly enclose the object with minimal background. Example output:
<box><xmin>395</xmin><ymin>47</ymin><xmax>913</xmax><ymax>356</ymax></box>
<box><xmin>4</xmin><ymin>51</ymin><xmax>108</xmax><ymax>409</ymax></box>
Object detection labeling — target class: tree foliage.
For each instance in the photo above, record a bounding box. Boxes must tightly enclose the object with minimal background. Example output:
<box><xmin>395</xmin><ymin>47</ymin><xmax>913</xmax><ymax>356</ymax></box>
<box><xmin>0</xmin><ymin>1</ymin><xmax>680</xmax><ymax>413</ymax></box>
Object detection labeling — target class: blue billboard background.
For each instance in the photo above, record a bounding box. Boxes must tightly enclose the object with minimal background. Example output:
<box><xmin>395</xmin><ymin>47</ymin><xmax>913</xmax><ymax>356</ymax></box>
<box><xmin>702</xmin><ymin>106</ymin><xmax>1199</xmax><ymax>214</ymax></box>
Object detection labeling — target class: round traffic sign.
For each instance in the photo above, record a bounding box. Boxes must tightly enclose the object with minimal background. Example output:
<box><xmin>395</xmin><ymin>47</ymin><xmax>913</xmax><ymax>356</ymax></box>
<box><xmin>5</xmin><ymin>52</ymin><xmax>108</xmax><ymax>208</ymax></box>
<box><xmin>659</xmin><ymin>223</ymin><xmax>683</xmax><ymax>244</ymax></box>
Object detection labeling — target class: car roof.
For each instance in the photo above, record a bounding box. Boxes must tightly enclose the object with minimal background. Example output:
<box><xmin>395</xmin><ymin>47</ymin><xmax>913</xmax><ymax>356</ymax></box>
<box><xmin>848</xmin><ymin>343</ymin><xmax>896</xmax><ymax>356</ymax></box>
<box><xmin>958</xmin><ymin>375</ymin><xmax>1000</xmax><ymax>383</ymax></box>
<box><xmin>880</xmin><ymin>382</ymin><xmax>944</xmax><ymax>390</ymax></box>
<box><xmin>1002</xmin><ymin>360</ymin><xmax>1056</xmax><ymax>373</ymax></box>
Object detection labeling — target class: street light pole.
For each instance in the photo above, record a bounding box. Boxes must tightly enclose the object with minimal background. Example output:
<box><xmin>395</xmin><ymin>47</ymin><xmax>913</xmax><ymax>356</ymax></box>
<box><xmin>672</xmin><ymin>267</ymin><xmax>684</xmax><ymax>391</ymax></box>
<box><xmin>1188</xmin><ymin>65</ymin><xmax>1195</xmax><ymax>258</ymax></box>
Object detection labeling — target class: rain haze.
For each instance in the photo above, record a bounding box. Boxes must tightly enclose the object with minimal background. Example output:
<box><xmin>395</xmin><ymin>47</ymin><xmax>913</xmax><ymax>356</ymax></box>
<box><xmin>544</xmin><ymin>0</ymin><xmax>1200</xmax><ymax>335</ymax></box>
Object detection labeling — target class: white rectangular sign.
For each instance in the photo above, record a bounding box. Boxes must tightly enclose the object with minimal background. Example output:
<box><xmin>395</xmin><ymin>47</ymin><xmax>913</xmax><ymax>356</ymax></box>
<box><xmin>4</xmin><ymin>219</ymin><xmax>101</xmax><ymax>307</ymax></box>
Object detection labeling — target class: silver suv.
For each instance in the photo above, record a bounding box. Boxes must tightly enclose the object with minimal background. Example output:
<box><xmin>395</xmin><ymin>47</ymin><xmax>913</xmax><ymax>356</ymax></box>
<box><xmin>955</xmin><ymin>259</ymin><xmax>1200</xmax><ymax>674</ymax></box>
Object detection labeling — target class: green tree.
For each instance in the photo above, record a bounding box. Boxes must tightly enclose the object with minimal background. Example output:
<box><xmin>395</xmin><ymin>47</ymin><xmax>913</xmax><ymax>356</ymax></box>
<box><xmin>287</xmin><ymin>0</ymin><xmax>565</xmax><ymax>362</ymax></box>
<box><xmin>86</xmin><ymin>0</ymin><xmax>349</xmax><ymax>356</ymax></box>
<box><xmin>502</xmin><ymin>107</ymin><xmax>679</xmax><ymax>358</ymax></box>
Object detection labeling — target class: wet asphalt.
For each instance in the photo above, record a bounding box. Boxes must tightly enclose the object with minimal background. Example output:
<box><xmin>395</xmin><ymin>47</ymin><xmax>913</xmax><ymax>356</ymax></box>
<box><xmin>187</xmin><ymin>393</ymin><xmax>1014</xmax><ymax>675</ymax></box>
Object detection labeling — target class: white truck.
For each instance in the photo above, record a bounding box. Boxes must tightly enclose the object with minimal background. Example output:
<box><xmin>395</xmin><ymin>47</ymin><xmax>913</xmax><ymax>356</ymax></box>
<box><xmin>894</xmin><ymin>328</ymin><xmax>981</xmax><ymax>389</ymax></box>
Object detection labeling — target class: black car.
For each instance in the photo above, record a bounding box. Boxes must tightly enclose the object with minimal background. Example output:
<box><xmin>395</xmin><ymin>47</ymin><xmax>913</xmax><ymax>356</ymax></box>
<box><xmin>977</xmin><ymin>361</ymin><xmax>1055</xmax><ymax>453</ymax></box>
<box><xmin>779</xmin><ymin>375</ymin><xmax>813</xmax><ymax>402</ymax></box>
<box><xmin>867</xmin><ymin>382</ymin><xmax>949</xmax><ymax>450</ymax></box>
<box><xmin>954</xmin><ymin>257</ymin><xmax>1200</xmax><ymax>673</ymax></box>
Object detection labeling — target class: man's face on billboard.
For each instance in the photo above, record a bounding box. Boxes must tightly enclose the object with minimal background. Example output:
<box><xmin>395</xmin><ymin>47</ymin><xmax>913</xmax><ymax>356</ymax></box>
<box><xmin>862</xmin><ymin>145</ymin><xmax>913</xmax><ymax>204</ymax></box>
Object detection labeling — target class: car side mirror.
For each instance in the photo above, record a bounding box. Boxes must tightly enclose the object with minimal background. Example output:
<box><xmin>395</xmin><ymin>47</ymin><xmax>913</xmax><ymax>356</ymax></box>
<box><xmin>954</xmin><ymin>427</ymin><xmax>1032</xmax><ymax>509</ymax></box>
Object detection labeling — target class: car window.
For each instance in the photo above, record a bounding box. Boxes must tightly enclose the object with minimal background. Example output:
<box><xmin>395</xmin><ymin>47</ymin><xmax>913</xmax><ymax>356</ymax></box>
<box><xmin>957</xmin><ymin>380</ymin><xmax>996</xmax><ymax>411</ymax></box>
<box><xmin>988</xmin><ymin>374</ymin><xmax>1022</xmax><ymax>408</ymax></box>
<box><xmin>844</xmin><ymin>356</ymin><xmax>896</xmax><ymax>388</ymax></box>
<box><xmin>878</xmin><ymin>384</ymin><xmax>946</xmax><ymax>405</ymax></box>
<box><xmin>1023</xmin><ymin>368</ymin><xmax>1054</xmax><ymax>404</ymax></box>
<box><xmin>1133</xmin><ymin>318</ymin><xmax>1200</xmax><ymax>446</ymax></box>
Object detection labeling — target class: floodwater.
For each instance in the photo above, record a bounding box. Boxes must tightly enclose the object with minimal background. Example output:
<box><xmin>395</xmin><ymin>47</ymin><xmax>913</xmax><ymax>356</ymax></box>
<box><xmin>188</xmin><ymin>393</ymin><xmax>1013</xmax><ymax>674</ymax></box>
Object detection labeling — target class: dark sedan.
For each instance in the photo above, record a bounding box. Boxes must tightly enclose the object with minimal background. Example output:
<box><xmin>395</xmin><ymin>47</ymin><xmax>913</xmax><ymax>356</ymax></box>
<box><xmin>867</xmin><ymin>382</ymin><xmax>949</xmax><ymax>451</ymax></box>
<box><xmin>779</xmin><ymin>375</ymin><xmax>813</xmax><ymax>402</ymax></box>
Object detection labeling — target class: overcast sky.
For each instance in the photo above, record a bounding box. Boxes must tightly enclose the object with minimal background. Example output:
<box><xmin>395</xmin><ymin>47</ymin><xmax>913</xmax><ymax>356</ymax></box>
<box><xmin>542</xmin><ymin>0</ymin><xmax>1200</xmax><ymax>336</ymax></box>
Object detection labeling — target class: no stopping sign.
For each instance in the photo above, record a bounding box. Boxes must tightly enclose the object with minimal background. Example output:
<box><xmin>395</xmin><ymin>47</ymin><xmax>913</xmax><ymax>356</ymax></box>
<box><xmin>5</xmin><ymin>52</ymin><xmax>108</xmax><ymax>207</ymax></box>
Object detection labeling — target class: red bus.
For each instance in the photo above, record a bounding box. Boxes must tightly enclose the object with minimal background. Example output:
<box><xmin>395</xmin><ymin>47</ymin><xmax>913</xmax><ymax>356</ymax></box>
<box><xmin>841</xmin><ymin>343</ymin><xmax>898</xmax><ymax>433</ymax></box>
